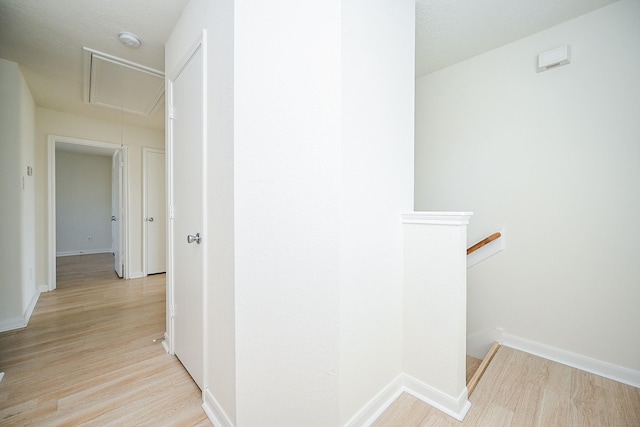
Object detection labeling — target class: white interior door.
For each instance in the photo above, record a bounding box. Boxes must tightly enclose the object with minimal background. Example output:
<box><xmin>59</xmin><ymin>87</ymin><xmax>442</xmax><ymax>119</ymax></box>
<box><xmin>111</xmin><ymin>150</ymin><xmax>123</xmax><ymax>278</ymax></box>
<box><xmin>145</xmin><ymin>150</ymin><xmax>166</xmax><ymax>274</ymax></box>
<box><xmin>171</xmin><ymin>46</ymin><xmax>204</xmax><ymax>389</ymax></box>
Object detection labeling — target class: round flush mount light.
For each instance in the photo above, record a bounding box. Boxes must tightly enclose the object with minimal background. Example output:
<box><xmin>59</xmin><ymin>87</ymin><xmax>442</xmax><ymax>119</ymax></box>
<box><xmin>118</xmin><ymin>32</ymin><xmax>141</xmax><ymax>48</ymax></box>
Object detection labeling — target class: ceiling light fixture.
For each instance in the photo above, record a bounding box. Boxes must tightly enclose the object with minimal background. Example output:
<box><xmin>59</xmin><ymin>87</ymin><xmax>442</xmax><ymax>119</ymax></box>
<box><xmin>118</xmin><ymin>32</ymin><xmax>141</xmax><ymax>48</ymax></box>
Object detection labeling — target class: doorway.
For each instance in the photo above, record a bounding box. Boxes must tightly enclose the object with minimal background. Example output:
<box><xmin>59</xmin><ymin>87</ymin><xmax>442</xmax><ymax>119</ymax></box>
<box><xmin>47</xmin><ymin>135</ymin><xmax>129</xmax><ymax>291</ymax></box>
<box><xmin>143</xmin><ymin>148</ymin><xmax>167</xmax><ymax>275</ymax></box>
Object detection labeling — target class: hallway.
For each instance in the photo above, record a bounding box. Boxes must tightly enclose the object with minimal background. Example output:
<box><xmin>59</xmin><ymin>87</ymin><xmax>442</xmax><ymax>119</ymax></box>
<box><xmin>0</xmin><ymin>254</ymin><xmax>209</xmax><ymax>425</ymax></box>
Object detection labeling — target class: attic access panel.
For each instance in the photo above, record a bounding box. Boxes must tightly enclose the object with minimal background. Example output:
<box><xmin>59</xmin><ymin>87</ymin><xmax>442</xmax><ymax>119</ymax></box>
<box><xmin>83</xmin><ymin>48</ymin><xmax>164</xmax><ymax>117</ymax></box>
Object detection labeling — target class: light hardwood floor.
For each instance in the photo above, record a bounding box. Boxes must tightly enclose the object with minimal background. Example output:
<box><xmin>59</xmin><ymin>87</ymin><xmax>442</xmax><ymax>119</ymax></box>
<box><xmin>374</xmin><ymin>346</ymin><xmax>640</xmax><ymax>426</ymax></box>
<box><xmin>0</xmin><ymin>253</ymin><xmax>210</xmax><ymax>426</ymax></box>
<box><xmin>3</xmin><ymin>254</ymin><xmax>639</xmax><ymax>426</ymax></box>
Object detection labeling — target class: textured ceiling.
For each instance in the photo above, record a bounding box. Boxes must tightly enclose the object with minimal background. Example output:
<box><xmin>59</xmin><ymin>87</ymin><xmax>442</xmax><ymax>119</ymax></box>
<box><xmin>0</xmin><ymin>0</ymin><xmax>619</xmax><ymax>130</ymax></box>
<box><xmin>415</xmin><ymin>0</ymin><xmax>618</xmax><ymax>76</ymax></box>
<box><xmin>0</xmin><ymin>0</ymin><xmax>189</xmax><ymax>130</ymax></box>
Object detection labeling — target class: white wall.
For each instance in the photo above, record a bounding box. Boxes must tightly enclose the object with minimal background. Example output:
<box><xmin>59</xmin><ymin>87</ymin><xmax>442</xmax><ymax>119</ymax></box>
<box><xmin>415</xmin><ymin>0</ymin><xmax>640</xmax><ymax>371</ymax></box>
<box><xmin>233</xmin><ymin>2</ymin><xmax>342</xmax><ymax>424</ymax></box>
<box><xmin>339</xmin><ymin>0</ymin><xmax>414</xmax><ymax>423</ymax></box>
<box><xmin>35</xmin><ymin>108</ymin><xmax>164</xmax><ymax>281</ymax></box>
<box><xmin>166</xmin><ymin>1</ymin><xmax>414</xmax><ymax>425</ymax></box>
<box><xmin>0</xmin><ymin>58</ymin><xmax>38</xmax><ymax>331</ymax></box>
<box><xmin>55</xmin><ymin>151</ymin><xmax>112</xmax><ymax>255</ymax></box>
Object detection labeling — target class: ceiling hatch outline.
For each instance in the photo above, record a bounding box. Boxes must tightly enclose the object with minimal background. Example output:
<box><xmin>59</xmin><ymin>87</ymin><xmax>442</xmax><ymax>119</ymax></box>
<box><xmin>83</xmin><ymin>47</ymin><xmax>165</xmax><ymax>117</ymax></box>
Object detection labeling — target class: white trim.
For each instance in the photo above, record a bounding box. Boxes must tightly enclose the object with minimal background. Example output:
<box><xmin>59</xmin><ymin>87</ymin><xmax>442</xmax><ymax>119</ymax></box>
<box><xmin>345</xmin><ymin>374</ymin><xmax>471</xmax><ymax>426</ymax></box>
<box><xmin>38</xmin><ymin>285</ymin><xmax>49</xmax><ymax>293</ymax></box>
<box><xmin>47</xmin><ymin>135</ymin><xmax>130</xmax><ymax>290</ymax></box>
<box><xmin>161</xmin><ymin>332</ymin><xmax>170</xmax><ymax>354</ymax></box>
<box><xmin>344</xmin><ymin>375</ymin><xmax>405</xmax><ymax>427</ymax></box>
<box><xmin>402</xmin><ymin>211</ymin><xmax>473</xmax><ymax>225</ymax></box>
<box><xmin>47</xmin><ymin>139</ymin><xmax>56</xmax><ymax>291</ymax></box>
<box><xmin>82</xmin><ymin>48</ymin><xmax>165</xmax><ymax>117</ymax></box>
<box><xmin>203</xmin><ymin>388</ymin><xmax>234</xmax><ymax>427</ymax></box>
<box><xmin>200</xmin><ymin>29</ymin><xmax>209</xmax><ymax>394</ymax></box>
<box><xmin>121</xmin><ymin>148</ymin><xmax>130</xmax><ymax>279</ymax></box>
<box><xmin>0</xmin><ymin>317</ymin><xmax>26</xmax><ymax>333</ymax></box>
<box><xmin>56</xmin><ymin>249</ymin><xmax>113</xmax><ymax>257</ymax></box>
<box><xmin>0</xmin><ymin>290</ymin><xmax>41</xmax><ymax>333</ymax></box>
<box><xmin>468</xmin><ymin>328</ymin><xmax>640</xmax><ymax>388</ymax></box>
<box><xmin>166</xmin><ymin>72</ymin><xmax>175</xmax><ymax>356</ymax></box>
<box><xmin>467</xmin><ymin>228</ymin><xmax>505</xmax><ymax>268</ymax></box>
<box><xmin>502</xmin><ymin>333</ymin><xmax>640</xmax><ymax>389</ymax></box>
<box><xmin>22</xmin><ymin>289</ymin><xmax>41</xmax><ymax>326</ymax></box>
<box><xmin>128</xmin><ymin>271</ymin><xmax>145</xmax><ymax>279</ymax></box>
<box><xmin>403</xmin><ymin>375</ymin><xmax>471</xmax><ymax>422</ymax></box>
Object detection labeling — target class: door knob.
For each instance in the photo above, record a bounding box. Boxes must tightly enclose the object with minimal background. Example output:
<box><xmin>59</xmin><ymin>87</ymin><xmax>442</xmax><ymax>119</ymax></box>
<box><xmin>148</xmin><ymin>217</ymin><xmax>154</xmax><ymax>222</ymax></box>
<box><xmin>111</xmin><ymin>216</ymin><xmax>117</xmax><ymax>222</ymax></box>
<box><xmin>187</xmin><ymin>233</ymin><xmax>201</xmax><ymax>244</ymax></box>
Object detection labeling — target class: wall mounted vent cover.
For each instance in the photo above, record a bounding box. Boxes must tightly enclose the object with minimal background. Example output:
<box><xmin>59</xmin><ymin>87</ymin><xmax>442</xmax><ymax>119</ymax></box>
<box><xmin>83</xmin><ymin>48</ymin><xmax>164</xmax><ymax>117</ymax></box>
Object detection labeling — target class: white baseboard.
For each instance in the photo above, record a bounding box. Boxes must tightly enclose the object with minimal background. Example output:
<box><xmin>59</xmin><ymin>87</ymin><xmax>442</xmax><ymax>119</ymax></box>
<box><xmin>129</xmin><ymin>271</ymin><xmax>145</xmax><ymax>279</ymax></box>
<box><xmin>0</xmin><ymin>317</ymin><xmax>26</xmax><ymax>333</ymax></box>
<box><xmin>345</xmin><ymin>373</ymin><xmax>470</xmax><ymax>427</ymax></box>
<box><xmin>22</xmin><ymin>289</ymin><xmax>41</xmax><ymax>326</ymax></box>
<box><xmin>468</xmin><ymin>328</ymin><xmax>640</xmax><ymax>389</ymax></box>
<box><xmin>403</xmin><ymin>375</ymin><xmax>471</xmax><ymax>422</ymax></box>
<box><xmin>38</xmin><ymin>284</ymin><xmax>49</xmax><ymax>293</ymax></box>
<box><xmin>161</xmin><ymin>332</ymin><xmax>170</xmax><ymax>354</ymax></box>
<box><xmin>203</xmin><ymin>388</ymin><xmax>235</xmax><ymax>427</ymax></box>
<box><xmin>56</xmin><ymin>249</ymin><xmax>112</xmax><ymax>257</ymax></box>
<box><xmin>502</xmin><ymin>333</ymin><xmax>640</xmax><ymax>389</ymax></box>
<box><xmin>0</xmin><ymin>289</ymin><xmax>41</xmax><ymax>333</ymax></box>
<box><xmin>344</xmin><ymin>374</ymin><xmax>405</xmax><ymax>427</ymax></box>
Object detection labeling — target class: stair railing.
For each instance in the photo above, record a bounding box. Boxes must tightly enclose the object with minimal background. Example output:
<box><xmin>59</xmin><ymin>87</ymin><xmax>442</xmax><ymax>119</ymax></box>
<box><xmin>467</xmin><ymin>232</ymin><xmax>501</xmax><ymax>255</ymax></box>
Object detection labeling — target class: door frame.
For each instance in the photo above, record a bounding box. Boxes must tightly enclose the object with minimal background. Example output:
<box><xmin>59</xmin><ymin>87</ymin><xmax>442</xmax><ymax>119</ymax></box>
<box><xmin>111</xmin><ymin>150</ymin><xmax>123</xmax><ymax>278</ymax></box>
<box><xmin>165</xmin><ymin>31</ymin><xmax>208</xmax><ymax>385</ymax></box>
<box><xmin>142</xmin><ymin>147</ymin><xmax>166</xmax><ymax>276</ymax></box>
<box><xmin>47</xmin><ymin>135</ymin><xmax>129</xmax><ymax>291</ymax></box>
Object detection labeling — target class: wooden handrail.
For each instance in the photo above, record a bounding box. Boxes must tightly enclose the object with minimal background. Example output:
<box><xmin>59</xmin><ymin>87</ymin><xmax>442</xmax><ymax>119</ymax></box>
<box><xmin>467</xmin><ymin>232</ymin><xmax>501</xmax><ymax>255</ymax></box>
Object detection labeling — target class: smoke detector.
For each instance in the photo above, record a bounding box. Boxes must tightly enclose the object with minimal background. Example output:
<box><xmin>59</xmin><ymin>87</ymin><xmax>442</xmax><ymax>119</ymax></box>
<box><xmin>118</xmin><ymin>32</ymin><xmax>141</xmax><ymax>48</ymax></box>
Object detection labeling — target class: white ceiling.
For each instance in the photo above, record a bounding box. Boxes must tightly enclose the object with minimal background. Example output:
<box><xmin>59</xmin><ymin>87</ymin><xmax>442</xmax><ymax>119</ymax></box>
<box><xmin>415</xmin><ymin>0</ymin><xmax>618</xmax><ymax>76</ymax></box>
<box><xmin>0</xmin><ymin>0</ymin><xmax>618</xmax><ymax>131</ymax></box>
<box><xmin>0</xmin><ymin>0</ymin><xmax>189</xmax><ymax>130</ymax></box>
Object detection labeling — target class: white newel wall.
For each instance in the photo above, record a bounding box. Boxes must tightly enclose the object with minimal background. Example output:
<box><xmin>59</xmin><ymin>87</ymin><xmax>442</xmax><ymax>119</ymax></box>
<box><xmin>402</xmin><ymin>212</ymin><xmax>472</xmax><ymax>420</ymax></box>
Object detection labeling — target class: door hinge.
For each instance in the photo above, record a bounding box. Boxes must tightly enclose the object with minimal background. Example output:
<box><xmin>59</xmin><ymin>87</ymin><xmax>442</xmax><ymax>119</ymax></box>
<box><xmin>168</xmin><ymin>106</ymin><xmax>175</xmax><ymax>120</ymax></box>
<box><xmin>169</xmin><ymin>206</ymin><xmax>175</xmax><ymax>219</ymax></box>
<box><xmin>170</xmin><ymin>305</ymin><xmax>175</xmax><ymax>319</ymax></box>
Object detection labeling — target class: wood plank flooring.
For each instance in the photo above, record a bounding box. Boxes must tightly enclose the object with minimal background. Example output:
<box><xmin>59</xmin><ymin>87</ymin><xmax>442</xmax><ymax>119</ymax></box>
<box><xmin>374</xmin><ymin>346</ymin><xmax>640</xmax><ymax>426</ymax></box>
<box><xmin>0</xmin><ymin>254</ymin><xmax>210</xmax><ymax>426</ymax></box>
<box><xmin>4</xmin><ymin>254</ymin><xmax>639</xmax><ymax>425</ymax></box>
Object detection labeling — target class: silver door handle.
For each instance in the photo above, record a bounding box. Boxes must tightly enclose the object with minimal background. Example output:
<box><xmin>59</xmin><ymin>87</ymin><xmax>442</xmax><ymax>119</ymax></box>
<box><xmin>187</xmin><ymin>233</ymin><xmax>201</xmax><ymax>244</ymax></box>
<box><xmin>148</xmin><ymin>217</ymin><xmax>154</xmax><ymax>222</ymax></box>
